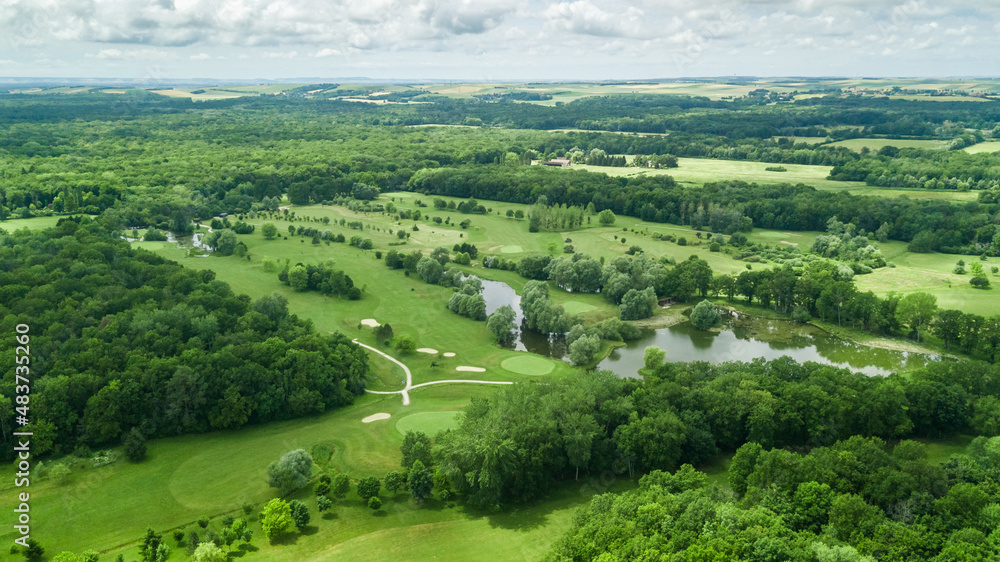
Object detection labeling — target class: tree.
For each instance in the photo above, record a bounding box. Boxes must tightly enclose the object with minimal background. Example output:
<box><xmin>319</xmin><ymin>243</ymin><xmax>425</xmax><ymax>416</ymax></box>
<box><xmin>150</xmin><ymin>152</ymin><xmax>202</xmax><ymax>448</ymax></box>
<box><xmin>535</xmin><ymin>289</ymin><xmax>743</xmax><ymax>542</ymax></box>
<box><xmin>401</xmin><ymin>431</ymin><xmax>433</xmax><ymax>468</ymax></box>
<box><xmin>643</xmin><ymin>347</ymin><xmax>665</xmax><ymax>370</ymax></box>
<box><xmin>123</xmin><ymin>427</ymin><xmax>147</xmax><ymax>462</ymax></box>
<box><xmin>487</xmin><ymin>305</ymin><xmax>517</xmax><ymax>345</ymax></box>
<box><xmin>191</xmin><ymin>542</ymin><xmax>226</xmax><ymax>562</ymax></box>
<box><xmin>267</xmin><ymin>449</ymin><xmax>313</xmax><ymax>495</ymax></box>
<box><xmin>416</xmin><ymin>256</ymin><xmax>444</xmax><ymax>284</ymax></box>
<box><xmin>568</xmin><ymin>333</ymin><xmax>601</xmax><ymax>365</ymax></box>
<box><xmin>288</xmin><ymin>499</ymin><xmax>310</xmax><ymax>528</ymax></box>
<box><xmin>690</xmin><ymin>300</ymin><xmax>720</xmax><ymax>330</ymax></box>
<box><xmin>368</xmin><ymin>496</ymin><xmax>383</xmax><ymax>511</ymax></box>
<box><xmin>620</xmin><ymin>287</ymin><xmax>656</xmax><ymax>320</ymax></box>
<box><xmin>288</xmin><ymin>265</ymin><xmax>309</xmax><ymax>291</ymax></box>
<box><xmin>408</xmin><ymin>460</ymin><xmax>434</xmax><ymax>503</ymax></box>
<box><xmin>384</xmin><ymin>470</ymin><xmax>404</xmax><ymax>494</ymax></box>
<box><xmin>261</xmin><ymin>223</ymin><xmax>278</xmax><ymax>240</ymax></box>
<box><xmin>22</xmin><ymin>540</ymin><xmax>44</xmax><ymax>562</ymax></box>
<box><xmin>598</xmin><ymin>209</ymin><xmax>616</xmax><ymax>226</ymax></box>
<box><xmin>896</xmin><ymin>292</ymin><xmax>938</xmax><ymax>342</ymax></box>
<box><xmin>331</xmin><ymin>473</ymin><xmax>351</xmax><ymax>500</ymax></box>
<box><xmin>394</xmin><ymin>336</ymin><xmax>416</xmax><ymax>354</ymax></box>
<box><xmin>317</xmin><ymin>495</ymin><xmax>332</xmax><ymax>513</ymax></box>
<box><xmin>214</xmin><ymin>230</ymin><xmax>239</xmax><ymax>255</ymax></box>
<box><xmin>729</xmin><ymin>442</ymin><xmax>763</xmax><ymax>497</ymax></box>
<box><xmin>260</xmin><ymin>498</ymin><xmax>293</xmax><ymax>541</ymax></box>
<box><xmin>970</xmin><ymin>261</ymin><xmax>990</xmax><ymax>289</ymax></box>
<box><xmin>357</xmin><ymin>476</ymin><xmax>381</xmax><ymax>501</ymax></box>
<box><xmin>561</xmin><ymin>412</ymin><xmax>599</xmax><ymax>480</ymax></box>
<box><xmin>139</xmin><ymin>527</ymin><xmax>163</xmax><ymax>562</ymax></box>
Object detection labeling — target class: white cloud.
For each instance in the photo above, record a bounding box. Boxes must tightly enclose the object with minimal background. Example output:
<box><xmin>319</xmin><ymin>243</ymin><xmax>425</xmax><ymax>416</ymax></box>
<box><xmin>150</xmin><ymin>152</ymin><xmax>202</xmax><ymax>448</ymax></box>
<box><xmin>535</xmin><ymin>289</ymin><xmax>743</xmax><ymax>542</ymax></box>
<box><xmin>0</xmin><ymin>0</ymin><xmax>997</xmax><ymax>78</ymax></box>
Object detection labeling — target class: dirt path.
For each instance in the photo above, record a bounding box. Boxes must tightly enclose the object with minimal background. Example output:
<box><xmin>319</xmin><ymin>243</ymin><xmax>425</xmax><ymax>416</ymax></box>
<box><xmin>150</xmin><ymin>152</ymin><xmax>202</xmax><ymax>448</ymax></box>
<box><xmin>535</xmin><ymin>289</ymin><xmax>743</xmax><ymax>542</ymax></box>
<box><xmin>353</xmin><ymin>339</ymin><xmax>413</xmax><ymax>406</ymax></box>
<box><xmin>352</xmin><ymin>339</ymin><xmax>513</xmax><ymax>405</ymax></box>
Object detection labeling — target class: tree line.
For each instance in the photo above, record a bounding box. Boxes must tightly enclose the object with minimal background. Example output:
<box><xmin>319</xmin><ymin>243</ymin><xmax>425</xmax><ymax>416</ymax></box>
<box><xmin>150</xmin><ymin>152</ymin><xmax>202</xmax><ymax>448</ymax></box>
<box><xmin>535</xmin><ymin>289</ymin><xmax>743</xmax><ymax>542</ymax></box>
<box><xmin>427</xmin><ymin>356</ymin><xmax>1000</xmax><ymax>509</ymax></box>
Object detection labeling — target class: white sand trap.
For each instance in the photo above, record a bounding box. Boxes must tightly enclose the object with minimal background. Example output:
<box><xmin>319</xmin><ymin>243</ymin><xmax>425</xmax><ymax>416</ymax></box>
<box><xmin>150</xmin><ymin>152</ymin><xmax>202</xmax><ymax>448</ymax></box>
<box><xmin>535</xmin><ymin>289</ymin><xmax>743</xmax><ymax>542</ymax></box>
<box><xmin>456</xmin><ymin>366</ymin><xmax>486</xmax><ymax>372</ymax></box>
<box><xmin>443</xmin><ymin>352</ymin><xmax>456</xmax><ymax>357</ymax></box>
<box><xmin>417</xmin><ymin>348</ymin><xmax>438</xmax><ymax>354</ymax></box>
<box><xmin>362</xmin><ymin>413</ymin><xmax>391</xmax><ymax>423</ymax></box>
<box><xmin>360</xmin><ymin>318</ymin><xmax>380</xmax><ymax>327</ymax></box>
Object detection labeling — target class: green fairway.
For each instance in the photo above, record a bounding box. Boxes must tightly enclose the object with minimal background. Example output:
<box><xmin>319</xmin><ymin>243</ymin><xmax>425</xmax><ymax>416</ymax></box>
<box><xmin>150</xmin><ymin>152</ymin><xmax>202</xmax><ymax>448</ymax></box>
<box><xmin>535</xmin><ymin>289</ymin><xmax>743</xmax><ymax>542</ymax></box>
<box><xmin>854</xmin><ymin>249</ymin><xmax>1000</xmax><ymax>316</ymax></box>
<box><xmin>1</xmin><ymin>215</ymin><xmax>72</xmax><ymax>231</ymax></box>
<box><xmin>501</xmin><ymin>355</ymin><xmax>556</xmax><ymax>376</ymax></box>
<box><xmin>562</xmin><ymin>300</ymin><xmax>597</xmax><ymax>315</ymax></box>
<box><xmin>500</xmin><ymin>245</ymin><xmax>524</xmax><ymax>253</ymax></box>
<box><xmin>394</xmin><ymin>411</ymin><xmax>462</xmax><ymax>436</ymax></box>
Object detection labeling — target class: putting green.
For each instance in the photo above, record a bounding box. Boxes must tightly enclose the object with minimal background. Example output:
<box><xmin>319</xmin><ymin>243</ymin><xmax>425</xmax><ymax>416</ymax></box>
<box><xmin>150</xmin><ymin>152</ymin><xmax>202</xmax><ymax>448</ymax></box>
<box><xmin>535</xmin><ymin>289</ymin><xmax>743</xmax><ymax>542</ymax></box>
<box><xmin>499</xmin><ymin>245</ymin><xmax>524</xmax><ymax>254</ymax></box>
<box><xmin>395</xmin><ymin>411</ymin><xmax>461</xmax><ymax>436</ymax></box>
<box><xmin>501</xmin><ymin>355</ymin><xmax>555</xmax><ymax>376</ymax></box>
<box><xmin>562</xmin><ymin>301</ymin><xmax>596</xmax><ymax>315</ymax></box>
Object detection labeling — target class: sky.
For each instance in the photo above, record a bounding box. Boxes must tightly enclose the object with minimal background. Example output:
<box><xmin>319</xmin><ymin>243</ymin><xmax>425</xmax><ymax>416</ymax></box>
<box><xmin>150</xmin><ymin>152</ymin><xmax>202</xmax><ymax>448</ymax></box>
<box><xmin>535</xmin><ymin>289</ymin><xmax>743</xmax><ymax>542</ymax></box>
<box><xmin>1</xmin><ymin>0</ymin><xmax>998</xmax><ymax>81</ymax></box>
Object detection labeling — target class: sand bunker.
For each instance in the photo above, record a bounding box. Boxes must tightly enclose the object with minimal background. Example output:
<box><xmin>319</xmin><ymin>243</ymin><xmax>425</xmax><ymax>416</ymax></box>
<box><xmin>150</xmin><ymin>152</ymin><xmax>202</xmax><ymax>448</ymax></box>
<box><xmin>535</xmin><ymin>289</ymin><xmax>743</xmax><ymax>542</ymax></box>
<box><xmin>417</xmin><ymin>348</ymin><xmax>438</xmax><ymax>354</ymax></box>
<box><xmin>456</xmin><ymin>366</ymin><xmax>486</xmax><ymax>372</ymax></box>
<box><xmin>362</xmin><ymin>413</ymin><xmax>391</xmax><ymax>423</ymax></box>
<box><xmin>360</xmin><ymin>318</ymin><xmax>380</xmax><ymax>327</ymax></box>
<box><xmin>443</xmin><ymin>352</ymin><xmax>456</xmax><ymax>357</ymax></box>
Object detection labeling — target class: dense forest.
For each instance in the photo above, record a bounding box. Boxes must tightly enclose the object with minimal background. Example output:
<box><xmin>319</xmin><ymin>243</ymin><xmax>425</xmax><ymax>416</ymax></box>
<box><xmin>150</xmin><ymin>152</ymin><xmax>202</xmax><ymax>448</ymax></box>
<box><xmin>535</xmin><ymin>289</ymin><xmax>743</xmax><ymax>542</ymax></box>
<box><xmin>547</xmin><ymin>435</ymin><xmax>1000</xmax><ymax>561</ymax></box>
<box><xmin>3</xmin><ymin>93</ymin><xmax>1000</xmax><ymax>255</ymax></box>
<box><xmin>0</xmin><ymin>218</ymin><xmax>368</xmax><ymax>461</ymax></box>
<box><xmin>431</xmin><ymin>358</ymin><xmax>999</xmax><ymax>508</ymax></box>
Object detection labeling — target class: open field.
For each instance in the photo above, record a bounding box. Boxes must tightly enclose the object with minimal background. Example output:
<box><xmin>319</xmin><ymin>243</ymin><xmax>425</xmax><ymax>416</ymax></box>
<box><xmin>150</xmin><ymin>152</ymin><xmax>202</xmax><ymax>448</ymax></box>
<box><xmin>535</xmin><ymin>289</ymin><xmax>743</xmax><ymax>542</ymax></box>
<box><xmin>964</xmin><ymin>140</ymin><xmax>1000</xmax><ymax>154</ymax></box>
<box><xmin>855</xmin><ymin>244</ymin><xmax>1000</xmax><ymax>316</ymax></box>
<box><xmin>570</xmin><ymin>159</ymin><xmax>977</xmax><ymax>201</ymax></box>
<box><xmin>827</xmin><ymin>138</ymin><xmax>951</xmax><ymax>152</ymax></box>
<box><xmin>845</xmin><ymin>188</ymin><xmax>980</xmax><ymax>201</ymax></box>
<box><xmin>570</xmin><ymin>158</ymin><xmax>866</xmax><ymax>190</ymax></box>
<box><xmin>150</xmin><ymin>89</ymin><xmax>247</xmax><ymax>100</ymax></box>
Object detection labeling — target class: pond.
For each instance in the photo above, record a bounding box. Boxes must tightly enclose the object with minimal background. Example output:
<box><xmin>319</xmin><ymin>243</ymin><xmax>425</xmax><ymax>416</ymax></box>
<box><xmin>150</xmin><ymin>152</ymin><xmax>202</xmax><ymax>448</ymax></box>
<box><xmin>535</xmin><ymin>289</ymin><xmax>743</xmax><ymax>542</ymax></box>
<box><xmin>479</xmin><ymin>278</ymin><xmax>568</xmax><ymax>357</ymax></box>
<box><xmin>479</xmin><ymin>276</ymin><xmax>940</xmax><ymax>377</ymax></box>
<box><xmin>596</xmin><ymin>320</ymin><xmax>940</xmax><ymax>378</ymax></box>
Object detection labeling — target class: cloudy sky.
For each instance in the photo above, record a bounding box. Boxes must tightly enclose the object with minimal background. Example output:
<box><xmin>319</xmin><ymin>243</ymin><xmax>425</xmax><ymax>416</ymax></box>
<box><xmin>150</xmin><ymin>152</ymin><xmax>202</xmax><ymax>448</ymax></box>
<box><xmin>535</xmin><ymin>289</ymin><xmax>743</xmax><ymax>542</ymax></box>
<box><xmin>1</xmin><ymin>0</ymin><xmax>998</xmax><ymax>81</ymax></box>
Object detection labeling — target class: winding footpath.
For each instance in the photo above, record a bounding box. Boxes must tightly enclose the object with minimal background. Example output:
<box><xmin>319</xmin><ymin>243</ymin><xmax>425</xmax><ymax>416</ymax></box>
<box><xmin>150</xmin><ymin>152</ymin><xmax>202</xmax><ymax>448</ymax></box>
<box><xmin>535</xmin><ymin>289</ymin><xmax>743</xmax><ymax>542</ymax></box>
<box><xmin>351</xmin><ymin>339</ymin><xmax>513</xmax><ymax>406</ymax></box>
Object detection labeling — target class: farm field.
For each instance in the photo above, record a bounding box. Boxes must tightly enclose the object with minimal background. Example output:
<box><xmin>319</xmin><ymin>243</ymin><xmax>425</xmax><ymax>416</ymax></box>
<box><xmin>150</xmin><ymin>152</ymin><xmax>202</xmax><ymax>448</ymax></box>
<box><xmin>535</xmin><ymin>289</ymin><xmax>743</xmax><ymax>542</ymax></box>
<box><xmin>827</xmin><ymin>138</ymin><xmax>951</xmax><ymax>152</ymax></box>
<box><xmin>964</xmin><ymin>140</ymin><xmax>1000</xmax><ymax>153</ymax></box>
<box><xmin>570</xmin><ymin>158</ymin><xmax>866</xmax><ymax>190</ymax></box>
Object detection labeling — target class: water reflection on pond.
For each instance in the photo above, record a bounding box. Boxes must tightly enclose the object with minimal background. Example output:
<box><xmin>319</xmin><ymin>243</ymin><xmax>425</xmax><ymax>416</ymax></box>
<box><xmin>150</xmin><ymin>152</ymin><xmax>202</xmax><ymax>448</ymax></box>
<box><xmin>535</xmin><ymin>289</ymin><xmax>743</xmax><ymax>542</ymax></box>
<box><xmin>479</xmin><ymin>276</ymin><xmax>940</xmax><ymax>378</ymax></box>
<box><xmin>597</xmin><ymin>321</ymin><xmax>940</xmax><ymax>378</ymax></box>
